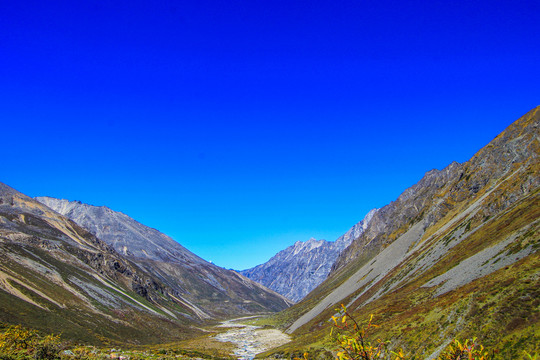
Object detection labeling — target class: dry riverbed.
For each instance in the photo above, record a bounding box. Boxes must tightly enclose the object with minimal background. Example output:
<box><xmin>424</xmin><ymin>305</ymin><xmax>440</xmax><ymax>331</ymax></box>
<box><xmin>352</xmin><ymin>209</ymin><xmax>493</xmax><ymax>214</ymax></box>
<box><xmin>214</xmin><ymin>317</ymin><xmax>291</xmax><ymax>359</ymax></box>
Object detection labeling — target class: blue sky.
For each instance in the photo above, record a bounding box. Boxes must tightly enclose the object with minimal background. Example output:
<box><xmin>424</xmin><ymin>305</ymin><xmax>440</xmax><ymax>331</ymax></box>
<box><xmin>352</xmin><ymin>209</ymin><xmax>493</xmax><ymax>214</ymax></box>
<box><xmin>1</xmin><ymin>0</ymin><xmax>539</xmax><ymax>270</ymax></box>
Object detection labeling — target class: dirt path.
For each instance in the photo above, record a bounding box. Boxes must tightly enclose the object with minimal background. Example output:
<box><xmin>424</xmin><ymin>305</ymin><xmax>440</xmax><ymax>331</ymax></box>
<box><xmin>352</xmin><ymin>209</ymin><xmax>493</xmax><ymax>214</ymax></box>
<box><xmin>214</xmin><ymin>317</ymin><xmax>290</xmax><ymax>359</ymax></box>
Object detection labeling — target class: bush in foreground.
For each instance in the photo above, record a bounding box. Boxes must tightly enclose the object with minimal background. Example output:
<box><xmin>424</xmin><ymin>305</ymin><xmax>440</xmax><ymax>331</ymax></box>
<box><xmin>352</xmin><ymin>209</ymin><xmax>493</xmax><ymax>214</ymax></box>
<box><xmin>0</xmin><ymin>324</ymin><xmax>231</xmax><ymax>360</ymax></box>
<box><xmin>330</xmin><ymin>305</ymin><xmax>537</xmax><ymax>360</ymax></box>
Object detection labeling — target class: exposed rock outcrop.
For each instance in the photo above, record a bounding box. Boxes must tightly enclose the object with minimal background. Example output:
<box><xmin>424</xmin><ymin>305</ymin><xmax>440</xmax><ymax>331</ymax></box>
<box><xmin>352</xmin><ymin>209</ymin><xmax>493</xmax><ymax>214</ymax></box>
<box><xmin>277</xmin><ymin>106</ymin><xmax>539</xmax><ymax>359</ymax></box>
<box><xmin>0</xmin><ymin>182</ymin><xmax>199</xmax><ymax>344</ymax></box>
<box><xmin>36</xmin><ymin>196</ymin><xmax>293</xmax><ymax>317</ymax></box>
<box><xmin>241</xmin><ymin>209</ymin><xmax>377</xmax><ymax>302</ymax></box>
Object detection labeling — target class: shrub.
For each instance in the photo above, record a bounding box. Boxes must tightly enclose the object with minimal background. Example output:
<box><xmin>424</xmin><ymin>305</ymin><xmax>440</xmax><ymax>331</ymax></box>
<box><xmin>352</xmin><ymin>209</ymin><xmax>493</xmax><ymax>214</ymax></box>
<box><xmin>330</xmin><ymin>305</ymin><xmax>391</xmax><ymax>360</ymax></box>
<box><xmin>0</xmin><ymin>325</ymin><xmax>64</xmax><ymax>360</ymax></box>
<box><xmin>329</xmin><ymin>305</ymin><xmax>538</xmax><ymax>360</ymax></box>
<box><xmin>0</xmin><ymin>325</ymin><xmax>38</xmax><ymax>354</ymax></box>
<box><xmin>437</xmin><ymin>338</ymin><xmax>490</xmax><ymax>360</ymax></box>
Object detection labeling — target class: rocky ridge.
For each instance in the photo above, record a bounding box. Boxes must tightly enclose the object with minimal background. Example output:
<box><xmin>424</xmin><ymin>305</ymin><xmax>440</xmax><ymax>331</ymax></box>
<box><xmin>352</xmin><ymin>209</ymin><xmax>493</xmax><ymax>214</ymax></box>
<box><xmin>0</xmin><ymin>182</ymin><xmax>292</xmax><ymax>345</ymax></box>
<box><xmin>0</xmin><ymin>182</ymin><xmax>201</xmax><ymax>344</ymax></box>
<box><xmin>36</xmin><ymin>196</ymin><xmax>293</xmax><ymax>318</ymax></box>
<box><xmin>35</xmin><ymin>198</ymin><xmax>204</xmax><ymax>264</ymax></box>
<box><xmin>333</xmin><ymin>105</ymin><xmax>539</xmax><ymax>272</ymax></box>
<box><xmin>240</xmin><ymin>209</ymin><xmax>377</xmax><ymax>302</ymax></box>
<box><xmin>268</xmin><ymin>106</ymin><xmax>539</xmax><ymax>359</ymax></box>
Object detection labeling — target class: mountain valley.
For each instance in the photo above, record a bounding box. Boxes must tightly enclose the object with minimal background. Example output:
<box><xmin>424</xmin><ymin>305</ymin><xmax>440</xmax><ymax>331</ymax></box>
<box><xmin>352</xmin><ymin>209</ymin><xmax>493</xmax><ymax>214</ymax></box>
<box><xmin>258</xmin><ymin>106</ymin><xmax>539</xmax><ymax>359</ymax></box>
<box><xmin>0</xmin><ymin>106</ymin><xmax>538</xmax><ymax>359</ymax></box>
<box><xmin>0</xmin><ymin>184</ymin><xmax>291</xmax><ymax>345</ymax></box>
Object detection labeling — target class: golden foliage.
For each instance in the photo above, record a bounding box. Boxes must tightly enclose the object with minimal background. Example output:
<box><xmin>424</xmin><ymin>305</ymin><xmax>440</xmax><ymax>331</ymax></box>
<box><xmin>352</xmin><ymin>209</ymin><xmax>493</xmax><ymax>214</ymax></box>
<box><xmin>330</xmin><ymin>306</ymin><xmax>538</xmax><ymax>360</ymax></box>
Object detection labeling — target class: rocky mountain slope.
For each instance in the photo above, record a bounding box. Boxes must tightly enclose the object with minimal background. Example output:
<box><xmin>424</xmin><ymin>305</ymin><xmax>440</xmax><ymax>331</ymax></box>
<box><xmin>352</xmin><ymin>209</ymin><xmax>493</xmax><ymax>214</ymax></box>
<box><xmin>0</xmin><ymin>183</ymin><xmax>291</xmax><ymax>345</ymax></box>
<box><xmin>34</xmin><ymin>198</ymin><xmax>204</xmax><ymax>263</ymax></box>
<box><xmin>0</xmin><ymin>182</ymin><xmax>201</xmax><ymax>344</ymax></box>
<box><xmin>265</xmin><ymin>106</ymin><xmax>540</xmax><ymax>359</ymax></box>
<box><xmin>240</xmin><ymin>209</ymin><xmax>376</xmax><ymax>302</ymax></box>
<box><xmin>35</xmin><ymin>196</ymin><xmax>292</xmax><ymax>319</ymax></box>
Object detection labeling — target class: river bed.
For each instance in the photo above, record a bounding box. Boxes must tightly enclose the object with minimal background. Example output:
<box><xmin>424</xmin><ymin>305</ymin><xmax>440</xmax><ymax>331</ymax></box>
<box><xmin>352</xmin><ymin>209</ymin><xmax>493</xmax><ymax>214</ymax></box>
<box><xmin>214</xmin><ymin>317</ymin><xmax>290</xmax><ymax>359</ymax></box>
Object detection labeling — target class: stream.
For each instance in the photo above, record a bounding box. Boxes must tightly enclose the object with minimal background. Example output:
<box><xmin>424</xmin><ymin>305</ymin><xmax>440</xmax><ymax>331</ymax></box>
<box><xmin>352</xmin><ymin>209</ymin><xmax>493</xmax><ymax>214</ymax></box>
<box><xmin>214</xmin><ymin>317</ymin><xmax>291</xmax><ymax>360</ymax></box>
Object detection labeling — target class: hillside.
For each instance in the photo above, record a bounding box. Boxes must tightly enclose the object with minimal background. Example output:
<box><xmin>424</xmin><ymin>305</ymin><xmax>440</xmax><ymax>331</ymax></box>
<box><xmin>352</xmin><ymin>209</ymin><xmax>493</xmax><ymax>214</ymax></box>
<box><xmin>0</xmin><ymin>183</ymin><xmax>291</xmax><ymax>346</ymax></box>
<box><xmin>263</xmin><ymin>106</ymin><xmax>540</xmax><ymax>359</ymax></box>
<box><xmin>35</xmin><ymin>197</ymin><xmax>293</xmax><ymax>319</ymax></box>
<box><xmin>0</xmin><ymin>182</ymin><xmax>201</xmax><ymax>344</ymax></box>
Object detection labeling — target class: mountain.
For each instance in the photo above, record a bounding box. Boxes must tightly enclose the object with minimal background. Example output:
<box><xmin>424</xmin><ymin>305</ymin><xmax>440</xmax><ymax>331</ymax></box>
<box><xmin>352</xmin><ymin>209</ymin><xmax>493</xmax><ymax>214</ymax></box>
<box><xmin>34</xmin><ymin>198</ymin><xmax>202</xmax><ymax>263</ymax></box>
<box><xmin>262</xmin><ymin>106</ymin><xmax>540</xmax><ymax>359</ymax></box>
<box><xmin>0</xmin><ymin>182</ymin><xmax>201</xmax><ymax>344</ymax></box>
<box><xmin>0</xmin><ymin>183</ymin><xmax>291</xmax><ymax>345</ymax></box>
<box><xmin>240</xmin><ymin>209</ymin><xmax>377</xmax><ymax>302</ymax></box>
<box><xmin>333</xmin><ymin>209</ymin><xmax>378</xmax><ymax>246</ymax></box>
<box><xmin>35</xmin><ymin>196</ymin><xmax>293</xmax><ymax>319</ymax></box>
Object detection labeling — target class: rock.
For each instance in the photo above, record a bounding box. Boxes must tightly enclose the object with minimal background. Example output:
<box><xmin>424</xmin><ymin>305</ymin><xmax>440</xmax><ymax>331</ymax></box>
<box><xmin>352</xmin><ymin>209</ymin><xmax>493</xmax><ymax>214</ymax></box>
<box><xmin>240</xmin><ymin>209</ymin><xmax>377</xmax><ymax>302</ymax></box>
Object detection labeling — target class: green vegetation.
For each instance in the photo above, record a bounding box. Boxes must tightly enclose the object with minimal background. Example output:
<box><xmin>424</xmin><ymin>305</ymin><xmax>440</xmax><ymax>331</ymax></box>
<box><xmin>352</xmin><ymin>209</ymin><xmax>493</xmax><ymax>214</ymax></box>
<box><xmin>329</xmin><ymin>305</ymin><xmax>498</xmax><ymax>360</ymax></box>
<box><xmin>0</xmin><ymin>324</ymin><xmax>234</xmax><ymax>360</ymax></box>
<box><xmin>255</xmin><ymin>296</ymin><xmax>539</xmax><ymax>359</ymax></box>
<box><xmin>258</xmin><ymin>184</ymin><xmax>539</xmax><ymax>359</ymax></box>
<box><xmin>0</xmin><ymin>243</ymin><xmax>198</xmax><ymax>346</ymax></box>
<box><xmin>328</xmin><ymin>306</ymin><xmax>537</xmax><ymax>360</ymax></box>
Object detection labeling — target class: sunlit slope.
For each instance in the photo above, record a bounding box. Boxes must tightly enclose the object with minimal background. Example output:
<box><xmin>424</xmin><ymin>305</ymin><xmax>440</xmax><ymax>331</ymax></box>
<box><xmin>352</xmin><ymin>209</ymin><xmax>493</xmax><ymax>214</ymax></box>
<box><xmin>0</xmin><ymin>182</ymin><xmax>203</xmax><ymax>344</ymax></box>
<box><xmin>269</xmin><ymin>106</ymin><xmax>539</xmax><ymax>358</ymax></box>
<box><xmin>36</xmin><ymin>197</ymin><xmax>293</xmax><ymax>318</ymax></box>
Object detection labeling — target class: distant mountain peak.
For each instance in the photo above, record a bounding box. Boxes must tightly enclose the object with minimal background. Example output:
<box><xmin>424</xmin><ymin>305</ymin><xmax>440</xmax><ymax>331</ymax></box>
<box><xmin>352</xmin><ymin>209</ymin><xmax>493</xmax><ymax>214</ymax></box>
<box><xmin>291</xmin><ymin>238</ymin><xmax>326</xmax><ymax>255</ymax></box>
<box><xmin>241</xmin><ymin>209</ymin><xmax>377</xmax><ymax>302</ymax></box>
<box><xmin>283</xmin><ymin>106</ymin><xmax>540</xmax><ymax>352</ymax></box>
<box><xmin>335</xmin><ymin>208</ymin><xmax>379</xmax><ymax>248</ymax></box>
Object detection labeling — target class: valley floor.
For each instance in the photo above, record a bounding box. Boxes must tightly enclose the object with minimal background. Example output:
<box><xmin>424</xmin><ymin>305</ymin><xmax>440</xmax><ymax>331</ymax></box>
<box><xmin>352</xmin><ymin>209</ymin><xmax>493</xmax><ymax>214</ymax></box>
<box><xmin>214</xmin><ymin>317</ymin><xmax>291</xmax><ymax>359</ymax></box>
<box><xmin>0</xmin><ymin>318</ymin><xmax>292</xmax><ymax>360</ymax></box>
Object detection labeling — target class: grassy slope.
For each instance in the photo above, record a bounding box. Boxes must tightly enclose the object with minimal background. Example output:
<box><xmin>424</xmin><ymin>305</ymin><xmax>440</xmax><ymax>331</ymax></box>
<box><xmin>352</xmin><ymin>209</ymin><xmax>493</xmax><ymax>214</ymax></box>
<box><xmin>259</xmin><ymin>108</ymin><xmax>540</xmax><ymax>358</ymax></box>
<box><xmin>0</xmin><ymin>186</ymin><xmax>206</xmax><ymax>345</ymax></box>
<box><xmin>0</xmin><ymin>241</ymin><xmax>199</xmax><ymax>345</ymax></box>
<box><xmin>261</xmin><ymin>186</ymin><xmax>539</xmax><ymax>359</ymax></box>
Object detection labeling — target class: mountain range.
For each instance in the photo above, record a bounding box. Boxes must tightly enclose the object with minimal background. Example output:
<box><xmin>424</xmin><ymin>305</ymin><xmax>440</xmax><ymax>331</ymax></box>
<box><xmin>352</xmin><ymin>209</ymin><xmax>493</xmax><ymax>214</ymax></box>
<box><xmin>260</xmin><ymin>106</ymin><xmax>539</xmax><ymax>359</ymax></box>
<box><xmin>35</xmin><ymin>196</ymin><xmax>292</xmax><ymax>318</ymax></box>
<box><xmin>240</xmin><ymin>209</ymin><xmax>377</xmax><ymax>302</ymax></box>
<box><xmin>0</xmin><ymin>106</ymin><xmax>538</xmax><ymax>358</ymax></box>
<box><xmin>0</xmin><ymin>186</ymin><xmax>291</xmax><ymax>345</ymax></box>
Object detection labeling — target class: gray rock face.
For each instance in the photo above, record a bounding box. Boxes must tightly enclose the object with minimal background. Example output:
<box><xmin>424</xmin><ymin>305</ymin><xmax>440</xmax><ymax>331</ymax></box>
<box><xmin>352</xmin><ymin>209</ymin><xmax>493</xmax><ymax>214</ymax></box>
<box><xmin>284</xmin><ymin>106</ymin><xmax>540</xmax><ymax>340</ymax></box>
<box><xmin>334</xmin><ymin>208</ymin><xmax>377</xmax><ymax>247</ymax></box>
<box><xmin>240</xmin><ymin>209</ymin><xmax>377</xmax><ymax>302</ymax></box>
<box><xmin>35</xmin><ymin>197</ymin><xmax>204</xmax><ymax>265</ymax></box>
<box><xmin>333</xmin><ymin>106</ymin><xmax>540</xmax><ymax>272</ymax></box>
<box><xmin>0</xmin><ymin>182</ymin><xmax>204</xmax><ymax>343</ymax></box>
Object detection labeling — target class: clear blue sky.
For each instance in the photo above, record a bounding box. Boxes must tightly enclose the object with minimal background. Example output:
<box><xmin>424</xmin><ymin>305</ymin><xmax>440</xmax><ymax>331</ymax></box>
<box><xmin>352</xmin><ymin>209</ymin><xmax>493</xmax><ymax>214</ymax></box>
<box><xmin>1</xmin><ymin>0</ymin><xmax>538</xmax><ymax>270</ymax></box>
